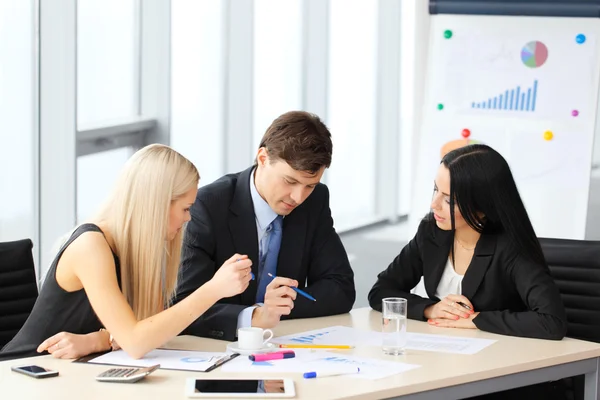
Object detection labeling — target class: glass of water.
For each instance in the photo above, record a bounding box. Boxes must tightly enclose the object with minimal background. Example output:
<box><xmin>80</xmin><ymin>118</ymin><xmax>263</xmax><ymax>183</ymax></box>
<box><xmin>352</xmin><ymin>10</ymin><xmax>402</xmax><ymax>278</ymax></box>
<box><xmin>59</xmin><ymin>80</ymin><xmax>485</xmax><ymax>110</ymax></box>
<box><xmin>382</xmin><ymin>297</ymin><xmax>407</xmax><ymax>355</ymax></box>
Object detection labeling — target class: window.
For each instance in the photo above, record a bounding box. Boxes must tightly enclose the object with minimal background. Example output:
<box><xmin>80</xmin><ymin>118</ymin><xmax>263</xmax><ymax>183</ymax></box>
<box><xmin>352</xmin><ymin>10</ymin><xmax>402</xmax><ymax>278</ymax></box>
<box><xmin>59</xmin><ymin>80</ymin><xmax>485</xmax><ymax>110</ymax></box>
<box><xmin>398</xmin><ymin>0</ymin><xmax>418</xmax><ymax>216</ymax></box>
<box><xmin>252</xmin><ymin>0</ymin><xmax>303</xmax><ymax>151</ymax></box>
<box><xmin>170</xmin><ymin>0</ymin><xmax>226</xmax><ymax>186</ymax></box>
<box><xmin>0</xmin><ymin>0</ymin><xmax>36</xmax><ymax>242</ymax></box>
<box><xmin>77</xmin><ymin>0</ymin><xmax>138</xmax><ymax>125</ymax></box>
<box><xmin>76</xmin><ymin>0</ymin><xmax>139</xmax><ymax>221</ymax></box>
<box><xmin>76</xmin><ymin>147</ymin><xmax>133</xmax><ymax>222</ymax></box>
<box><xmin>327</xmin><ymin>0</ymin><xmax>378</xmax><ymax>228</ymax></box>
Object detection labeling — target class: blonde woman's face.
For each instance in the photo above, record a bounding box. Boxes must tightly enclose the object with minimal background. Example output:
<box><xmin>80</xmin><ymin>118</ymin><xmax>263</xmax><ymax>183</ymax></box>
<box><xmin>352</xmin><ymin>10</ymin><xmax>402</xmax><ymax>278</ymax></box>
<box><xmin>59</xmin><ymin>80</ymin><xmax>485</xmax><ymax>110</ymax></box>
<box><xmin>168</xmin><ymin>187</ymin><xmax>197</xmax><ymax>240</ymax></box>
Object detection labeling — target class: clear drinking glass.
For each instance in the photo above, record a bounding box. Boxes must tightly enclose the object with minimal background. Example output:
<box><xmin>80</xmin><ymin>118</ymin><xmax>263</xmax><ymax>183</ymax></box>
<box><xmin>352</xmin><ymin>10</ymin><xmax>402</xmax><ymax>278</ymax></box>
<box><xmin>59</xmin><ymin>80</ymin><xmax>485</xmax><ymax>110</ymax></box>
<box><xmin>382</xmin><ymin>297</ymin><xmax>407</xmax><ymax>355</ymax></box>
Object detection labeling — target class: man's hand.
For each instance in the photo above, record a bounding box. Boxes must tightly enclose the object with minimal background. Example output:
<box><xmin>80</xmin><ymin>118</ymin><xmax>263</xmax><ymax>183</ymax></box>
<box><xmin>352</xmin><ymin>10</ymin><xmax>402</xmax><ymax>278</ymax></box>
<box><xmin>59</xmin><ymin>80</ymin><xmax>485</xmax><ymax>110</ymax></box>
<box><xmin>264</xmin><ymin>277</ymin><xmax>298</xmax><ymax>315</ymax></box>
<box><xmin>251</xmin><ymin>306</ymin><xmax>281</xmax><ymax>329</ymax></box>
<box><xmin>252</xmin><ymin>277</ymin><xmax>298</xmax><ymax>328</ymax></box>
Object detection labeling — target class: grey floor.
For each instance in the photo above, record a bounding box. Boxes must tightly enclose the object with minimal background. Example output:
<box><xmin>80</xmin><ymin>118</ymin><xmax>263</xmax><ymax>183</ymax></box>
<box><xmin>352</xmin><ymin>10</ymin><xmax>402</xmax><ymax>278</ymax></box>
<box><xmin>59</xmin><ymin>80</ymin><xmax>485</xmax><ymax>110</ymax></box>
<box><xmin>339</xmin><ymin>222</ymin><xmax>410</xmax><ymax>308</ymax></box>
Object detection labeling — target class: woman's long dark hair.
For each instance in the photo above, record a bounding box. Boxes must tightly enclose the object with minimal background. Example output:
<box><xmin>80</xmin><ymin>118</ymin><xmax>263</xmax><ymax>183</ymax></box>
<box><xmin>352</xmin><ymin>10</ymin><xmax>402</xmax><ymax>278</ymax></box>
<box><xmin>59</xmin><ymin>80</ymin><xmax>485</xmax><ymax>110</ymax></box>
<box><xmin>441</xmin><ymin>144</ymin><xmax>546</xmax><ymax>266</ymax></box>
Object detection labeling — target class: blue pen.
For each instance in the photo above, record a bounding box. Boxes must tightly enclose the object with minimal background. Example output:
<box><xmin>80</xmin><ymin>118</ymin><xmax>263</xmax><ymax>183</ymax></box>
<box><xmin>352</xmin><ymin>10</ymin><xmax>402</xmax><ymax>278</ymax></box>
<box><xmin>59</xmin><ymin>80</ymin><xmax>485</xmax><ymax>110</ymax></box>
<box><xmin>267</xmin><ymin>273</ymin><xmax>316</xmax><ymax>302</ymax></box>
<box><xmin>237</xmin><ymin>258</ymin><xmax>254</xmax><ymax>280</ymax></box>
<box><xmin>303</xmin><ymin>367</ymin><xmax>360</xmax><ymax>379</ymax></box>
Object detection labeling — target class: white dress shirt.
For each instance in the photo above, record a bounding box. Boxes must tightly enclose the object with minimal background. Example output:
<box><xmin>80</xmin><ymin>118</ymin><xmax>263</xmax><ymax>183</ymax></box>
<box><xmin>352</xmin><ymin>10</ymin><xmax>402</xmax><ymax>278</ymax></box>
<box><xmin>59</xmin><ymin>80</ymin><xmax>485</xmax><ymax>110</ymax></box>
<box><xmin>434</xmin><ymin>258</ymin><xmax>464</xmax><ymax>299</ymax></box>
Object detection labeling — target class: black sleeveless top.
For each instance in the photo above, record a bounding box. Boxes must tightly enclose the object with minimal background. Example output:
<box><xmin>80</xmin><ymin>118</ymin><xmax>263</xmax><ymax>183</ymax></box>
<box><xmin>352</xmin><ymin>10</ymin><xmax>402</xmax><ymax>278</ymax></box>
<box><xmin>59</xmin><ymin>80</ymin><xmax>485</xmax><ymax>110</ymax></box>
<box><xmin>1</xmin><ymin>223</ymin><xmax>121</xmax><ymax>357</ymax></box>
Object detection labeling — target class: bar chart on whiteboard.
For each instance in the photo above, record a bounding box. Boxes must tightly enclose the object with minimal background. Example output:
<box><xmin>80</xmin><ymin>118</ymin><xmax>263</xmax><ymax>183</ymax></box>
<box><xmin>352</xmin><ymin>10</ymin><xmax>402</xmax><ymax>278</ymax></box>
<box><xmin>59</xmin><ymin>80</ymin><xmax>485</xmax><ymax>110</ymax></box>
<box><xmin>470</xmin><ymin>80</ymin><xmax>538</xmax><ymax>112</ymax></box>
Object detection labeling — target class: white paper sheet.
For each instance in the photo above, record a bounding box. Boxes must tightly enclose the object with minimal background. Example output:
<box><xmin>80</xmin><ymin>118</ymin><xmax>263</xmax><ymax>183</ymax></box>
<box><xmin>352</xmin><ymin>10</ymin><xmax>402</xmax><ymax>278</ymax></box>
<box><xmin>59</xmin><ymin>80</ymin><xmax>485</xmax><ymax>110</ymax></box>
<box><xmin>406</xmin><ymin>333</ymin><xmax>496</xmax><ymax>355</ymax></box>
<box><xmin>221</xmin><ymin>349</ymin><xmax>419</xmax><ymax>380</ymax></box>
<box><xmin>87</xmin><ymin>349</ymin><xmax>228</xmax><ymax>372</ymax></box>
<box><xmin>272</xmin><ymin>326</ymin><xmax>382</xmax><ymax>347</ymax></box>
<box><xmin>273</xmin><ymin>326</ymin><xmax>496</xmax><ymax>355</ymax></box>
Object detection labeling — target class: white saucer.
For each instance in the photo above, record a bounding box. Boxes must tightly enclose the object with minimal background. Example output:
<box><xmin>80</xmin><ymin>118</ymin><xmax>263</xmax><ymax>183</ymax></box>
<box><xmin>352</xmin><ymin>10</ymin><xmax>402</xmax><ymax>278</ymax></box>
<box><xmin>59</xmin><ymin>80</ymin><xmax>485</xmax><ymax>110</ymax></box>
<box><xmin>226</xmin><ymin>341</ymin><xmax>278</xmax><ymax>356</ymax></box>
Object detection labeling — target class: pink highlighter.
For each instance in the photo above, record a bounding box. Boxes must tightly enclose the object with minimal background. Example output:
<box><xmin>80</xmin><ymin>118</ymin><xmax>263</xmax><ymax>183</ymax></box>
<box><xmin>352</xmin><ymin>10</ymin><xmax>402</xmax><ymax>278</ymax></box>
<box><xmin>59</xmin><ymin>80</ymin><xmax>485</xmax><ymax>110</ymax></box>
<box><xmin>249</xmin><ymin>350</ymin><xmax>295</xmax><ymax>362</ymax></box>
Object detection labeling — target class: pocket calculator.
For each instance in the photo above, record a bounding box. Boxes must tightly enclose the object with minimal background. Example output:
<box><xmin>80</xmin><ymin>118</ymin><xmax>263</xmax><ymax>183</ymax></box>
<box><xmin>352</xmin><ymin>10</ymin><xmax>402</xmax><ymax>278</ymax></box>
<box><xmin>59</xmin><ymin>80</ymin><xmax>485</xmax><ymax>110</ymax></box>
<box><xmin>95</xmin><ymin>364</ymin><xmax>160</xmax><ymax>383</ymax></box>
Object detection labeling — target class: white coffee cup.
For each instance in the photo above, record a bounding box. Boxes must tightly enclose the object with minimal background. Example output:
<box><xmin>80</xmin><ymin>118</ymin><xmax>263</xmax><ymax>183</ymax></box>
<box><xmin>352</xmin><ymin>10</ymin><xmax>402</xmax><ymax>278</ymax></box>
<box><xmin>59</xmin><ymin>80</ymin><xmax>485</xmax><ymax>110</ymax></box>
<box><xmin>237</xmin><ymin>327</ymin><xmax>274</xmax><ymax>350</ymax></box>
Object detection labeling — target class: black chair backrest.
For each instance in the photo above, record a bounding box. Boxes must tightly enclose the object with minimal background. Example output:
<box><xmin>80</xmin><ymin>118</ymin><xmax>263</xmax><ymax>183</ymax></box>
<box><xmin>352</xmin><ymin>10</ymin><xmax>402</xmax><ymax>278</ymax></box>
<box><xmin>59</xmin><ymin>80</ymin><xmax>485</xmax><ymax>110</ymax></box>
<box><xmin>539</xmin><ymin>237</ymin><xmax>600</xmax><ymax>343</ymax></box>
<box><xmin>0</xmin><ymin>239</ymin><xmax>38</xmax><ymax>348</ymax></box>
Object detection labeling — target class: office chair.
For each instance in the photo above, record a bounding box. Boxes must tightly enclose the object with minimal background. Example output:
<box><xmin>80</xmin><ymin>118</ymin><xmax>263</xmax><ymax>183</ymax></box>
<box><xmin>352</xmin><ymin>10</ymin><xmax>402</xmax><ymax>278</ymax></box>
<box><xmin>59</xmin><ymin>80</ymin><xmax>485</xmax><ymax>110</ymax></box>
<box><xmin>0</xmin><ymin>239</ymin><xmax>38</xmax><ymax>349</ymax></box>
<box><xmin>540</xmin><ymin>237</ymin><xmax>600</xmax><ymax>400</ymax></box>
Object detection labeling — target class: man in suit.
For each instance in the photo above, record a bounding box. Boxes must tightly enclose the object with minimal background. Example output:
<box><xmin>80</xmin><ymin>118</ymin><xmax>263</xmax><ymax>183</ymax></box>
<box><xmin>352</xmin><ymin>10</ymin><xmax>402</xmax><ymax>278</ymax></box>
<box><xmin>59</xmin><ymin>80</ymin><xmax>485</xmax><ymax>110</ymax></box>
<box><xmin>175</xmin><ymin>111</ymin><xmax>356</xmax><ymax>341</ymax></box>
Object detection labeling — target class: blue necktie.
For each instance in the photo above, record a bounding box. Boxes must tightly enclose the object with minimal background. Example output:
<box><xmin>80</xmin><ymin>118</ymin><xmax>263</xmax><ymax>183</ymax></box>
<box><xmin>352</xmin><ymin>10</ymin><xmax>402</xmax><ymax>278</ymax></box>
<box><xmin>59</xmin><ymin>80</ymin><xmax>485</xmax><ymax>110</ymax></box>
<box><xmin>256</xmin><ymin>216</ymin><xmax>283</xmax><ymax>303</ymax></box>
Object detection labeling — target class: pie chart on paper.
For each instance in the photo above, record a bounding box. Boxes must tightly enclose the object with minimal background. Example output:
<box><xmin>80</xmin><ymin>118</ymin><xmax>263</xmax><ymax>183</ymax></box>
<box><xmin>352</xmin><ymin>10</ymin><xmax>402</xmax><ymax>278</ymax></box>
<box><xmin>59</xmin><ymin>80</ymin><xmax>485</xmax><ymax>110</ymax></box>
<box><xmin>521</xmin><ymin>41</ymin><xmax>548</xmax><ymax>68</ymax></box>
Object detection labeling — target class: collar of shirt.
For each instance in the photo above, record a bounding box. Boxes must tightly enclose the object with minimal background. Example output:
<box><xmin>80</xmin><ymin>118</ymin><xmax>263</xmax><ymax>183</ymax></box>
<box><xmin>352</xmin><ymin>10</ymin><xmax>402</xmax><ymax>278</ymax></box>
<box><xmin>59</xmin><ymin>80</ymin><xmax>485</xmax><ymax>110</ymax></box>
<box><xmin>249</xmin><ymin>168</ymin><xmax>279</xmax><ymax>240</ymax></box>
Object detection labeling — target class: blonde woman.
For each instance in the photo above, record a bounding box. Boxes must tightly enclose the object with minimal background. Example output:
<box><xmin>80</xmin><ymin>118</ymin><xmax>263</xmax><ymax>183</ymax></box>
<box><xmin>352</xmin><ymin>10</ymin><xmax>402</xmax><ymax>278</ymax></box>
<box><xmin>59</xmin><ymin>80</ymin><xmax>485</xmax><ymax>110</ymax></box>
<box><xmin>1</xmin><ymin>144</ymin><xmax>252</xmax><ymax>360</ymax></box>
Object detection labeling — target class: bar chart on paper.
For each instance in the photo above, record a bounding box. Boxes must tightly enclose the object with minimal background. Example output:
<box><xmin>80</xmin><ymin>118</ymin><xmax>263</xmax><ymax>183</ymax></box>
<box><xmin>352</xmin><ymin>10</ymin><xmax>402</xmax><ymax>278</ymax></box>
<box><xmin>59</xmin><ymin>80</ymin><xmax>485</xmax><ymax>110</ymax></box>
<box><xmin>471</xmin><ymin>80</ymin><xmax>538</xmax><ymax>112</ymax></box>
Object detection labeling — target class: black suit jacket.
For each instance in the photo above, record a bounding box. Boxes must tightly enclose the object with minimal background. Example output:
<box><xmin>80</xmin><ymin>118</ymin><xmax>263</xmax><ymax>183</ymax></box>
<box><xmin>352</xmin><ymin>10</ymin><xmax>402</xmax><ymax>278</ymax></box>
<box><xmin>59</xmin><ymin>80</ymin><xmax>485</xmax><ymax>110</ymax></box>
<box><xmin>368</xmin><ymin>217</ymin><xmax>567</xmax><ymax>340</ymax></box>
<box><xmin>176</xmin><ymin>167</ymin><xmax>356</xmax><ymax>341</ymax></box>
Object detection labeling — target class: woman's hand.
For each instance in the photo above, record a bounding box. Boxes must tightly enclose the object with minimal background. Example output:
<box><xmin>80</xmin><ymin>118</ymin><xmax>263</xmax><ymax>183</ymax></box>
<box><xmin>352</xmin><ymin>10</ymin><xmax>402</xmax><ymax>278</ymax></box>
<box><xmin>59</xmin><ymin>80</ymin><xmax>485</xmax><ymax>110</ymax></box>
<box><xmin>423</xmin><ymin>294</ymin><xmax>475</xmax><ymax>320</ymax></box>
<box><xmin>428</xmin><ymin>312</ymin><xmax>480</xmax><ymax>329</ymax></box>
<box><xmin>37</xmin><ymin>331</ymin><xmax>109</xmax><ymax>359</ymax></box>
<box><xmin>208</xmin><ymin>254</ymin><xmax>253</xmax><ymax>298</ymax></box>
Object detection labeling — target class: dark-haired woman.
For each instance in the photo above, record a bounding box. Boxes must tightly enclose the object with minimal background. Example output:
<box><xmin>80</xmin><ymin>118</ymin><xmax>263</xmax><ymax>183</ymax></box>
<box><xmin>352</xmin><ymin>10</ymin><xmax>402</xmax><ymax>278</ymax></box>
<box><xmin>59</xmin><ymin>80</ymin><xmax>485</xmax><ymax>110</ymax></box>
<box><xmin>369</xmin><ymin>144</ymin><xmax>568</xmax><ymax>398</ymax></box>
<box><xmin>369</xmin><ymin>144</ymin><xmax>569</xmax><ymax>397</ymax></box>
<box><xmin>369</xmin><ymin>144</ymin><xmax>566</xmax><ymax>338</ymax></box>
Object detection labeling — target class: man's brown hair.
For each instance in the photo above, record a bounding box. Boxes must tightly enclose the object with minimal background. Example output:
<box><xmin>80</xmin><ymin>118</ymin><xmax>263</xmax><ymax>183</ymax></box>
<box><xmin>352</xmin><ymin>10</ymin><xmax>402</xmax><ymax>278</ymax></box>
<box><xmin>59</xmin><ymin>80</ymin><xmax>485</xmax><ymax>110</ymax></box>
<box><xmin>258</xmin><ymin>111</ymin><xmax>333</xmax><ymax>174</ymax></box>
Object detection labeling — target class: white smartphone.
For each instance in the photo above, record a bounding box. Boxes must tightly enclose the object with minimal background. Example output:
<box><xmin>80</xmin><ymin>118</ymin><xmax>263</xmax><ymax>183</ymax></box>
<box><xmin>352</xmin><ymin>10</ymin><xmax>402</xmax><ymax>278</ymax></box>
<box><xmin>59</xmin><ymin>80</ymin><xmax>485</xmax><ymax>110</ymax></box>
<box><xmin>11</xmin><ymin>365</ymin><xmax>59</xmax><ymax>379</ymax></box>
<box><xmin>185</xmin><ymin>377</ymin><xmax>295</xmax><ymax>398</ymax></box>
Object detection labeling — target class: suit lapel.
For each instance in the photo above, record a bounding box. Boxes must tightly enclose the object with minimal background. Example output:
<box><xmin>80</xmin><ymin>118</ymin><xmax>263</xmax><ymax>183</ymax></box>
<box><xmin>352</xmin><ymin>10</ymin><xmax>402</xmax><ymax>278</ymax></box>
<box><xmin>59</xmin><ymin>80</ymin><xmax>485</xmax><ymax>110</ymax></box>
<box><xmin>276</xmin><ymin>205</ymin><xmax>307</xmax><ymax>281</ymax></box>
<box><xmin>229</xmin><ymin>167</ymin><xmax>260</xmax><ymax>305</ymax></box>
<box><xmin>423</xmin><ymin>227</ymin><xmax>452</xmax><ymax>298</ymax></box>
<box><xmin>461</xmin><ymin>233</ymin><xmax>496</xmax><ymax>299</ymax></box>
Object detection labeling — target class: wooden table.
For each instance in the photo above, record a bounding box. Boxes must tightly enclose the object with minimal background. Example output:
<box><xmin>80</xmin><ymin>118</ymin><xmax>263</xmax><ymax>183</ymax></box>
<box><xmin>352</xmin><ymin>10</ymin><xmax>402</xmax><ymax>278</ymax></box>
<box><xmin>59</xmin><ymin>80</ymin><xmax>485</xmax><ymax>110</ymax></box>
<box><xmin>2</xmin><ymin>307</ymin><xmax>599</xmax><ymax>399</ymax></box>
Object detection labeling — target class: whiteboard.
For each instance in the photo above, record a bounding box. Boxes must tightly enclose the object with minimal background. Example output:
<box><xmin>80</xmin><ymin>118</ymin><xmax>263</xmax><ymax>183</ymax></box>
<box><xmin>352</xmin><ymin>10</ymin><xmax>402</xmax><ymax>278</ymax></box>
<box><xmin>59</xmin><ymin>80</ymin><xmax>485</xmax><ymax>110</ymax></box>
<box><xmin>410</xmin><ymin>15</ymin><xmax>600</xmax><ymax>239</ymax></box>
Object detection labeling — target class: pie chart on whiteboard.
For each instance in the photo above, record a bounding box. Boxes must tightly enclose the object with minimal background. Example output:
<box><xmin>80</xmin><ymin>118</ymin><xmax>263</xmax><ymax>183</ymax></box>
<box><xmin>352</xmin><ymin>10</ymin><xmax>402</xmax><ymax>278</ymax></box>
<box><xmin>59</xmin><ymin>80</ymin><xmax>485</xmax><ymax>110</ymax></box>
<box><xmin>521</xmin><ymin>41</ymin><xmax>548</xmax><ymax>68</ymax></box>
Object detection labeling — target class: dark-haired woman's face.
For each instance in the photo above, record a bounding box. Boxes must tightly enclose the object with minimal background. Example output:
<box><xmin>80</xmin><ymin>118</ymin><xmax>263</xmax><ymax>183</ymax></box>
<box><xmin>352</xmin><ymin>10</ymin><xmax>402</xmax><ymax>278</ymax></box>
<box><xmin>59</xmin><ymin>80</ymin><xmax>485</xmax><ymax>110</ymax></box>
<box><xmin>431</xmin><ymin>165</ymin><xmax>468</xmax><ymax>231</ymax></box>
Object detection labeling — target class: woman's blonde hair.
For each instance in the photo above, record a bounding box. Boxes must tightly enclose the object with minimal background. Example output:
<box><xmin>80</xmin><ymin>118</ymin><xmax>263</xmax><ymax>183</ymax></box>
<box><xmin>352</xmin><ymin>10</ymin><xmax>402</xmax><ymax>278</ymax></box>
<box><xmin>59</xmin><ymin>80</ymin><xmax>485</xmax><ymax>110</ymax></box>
<box><xmin>95</xmin><ymin>144</ymin><xmax>199</xmax><ymax>320</ymax></box>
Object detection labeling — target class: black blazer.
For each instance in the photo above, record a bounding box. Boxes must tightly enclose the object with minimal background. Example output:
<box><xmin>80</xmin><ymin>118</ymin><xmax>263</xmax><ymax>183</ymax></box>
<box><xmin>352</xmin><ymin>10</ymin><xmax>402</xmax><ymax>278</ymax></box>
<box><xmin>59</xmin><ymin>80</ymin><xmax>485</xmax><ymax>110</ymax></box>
<box><xmin>368</xmin><ymin>217</ymin><xmax>567</xmax><ymax>340</ymax></box>
<box><xmin>175</xmin><ymin>167</ymin><xmax>356</xmax><ymax>341</ymax></box>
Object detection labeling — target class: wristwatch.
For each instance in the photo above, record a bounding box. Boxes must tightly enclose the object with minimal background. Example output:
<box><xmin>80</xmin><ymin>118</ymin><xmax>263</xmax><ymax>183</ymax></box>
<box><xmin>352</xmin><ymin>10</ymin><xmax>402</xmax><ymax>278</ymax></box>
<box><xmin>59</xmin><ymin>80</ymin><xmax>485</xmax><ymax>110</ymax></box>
<box><xmin>99</xmin><ymin>328</ymin><xmax>117</xmax><ymax>351</ymax></box>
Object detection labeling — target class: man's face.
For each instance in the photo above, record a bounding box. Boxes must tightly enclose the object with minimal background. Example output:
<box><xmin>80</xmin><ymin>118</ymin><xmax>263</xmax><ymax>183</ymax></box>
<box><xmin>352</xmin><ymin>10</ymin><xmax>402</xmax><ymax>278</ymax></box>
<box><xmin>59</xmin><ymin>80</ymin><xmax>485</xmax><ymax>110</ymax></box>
<box><xmin>254</xmin><ymin>148</ymin><xmax>325</xmax><ymax>216</ymax></box>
